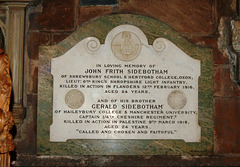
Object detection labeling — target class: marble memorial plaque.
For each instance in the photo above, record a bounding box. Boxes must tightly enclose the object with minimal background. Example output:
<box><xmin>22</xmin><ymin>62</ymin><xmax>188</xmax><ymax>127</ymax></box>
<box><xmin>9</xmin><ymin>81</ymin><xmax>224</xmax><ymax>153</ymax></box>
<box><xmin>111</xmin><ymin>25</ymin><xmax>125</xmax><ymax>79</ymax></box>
<box><xmin>50</xmin><ymin>25</ymin><xmax>201</xmax><ymax>142</ymax></box>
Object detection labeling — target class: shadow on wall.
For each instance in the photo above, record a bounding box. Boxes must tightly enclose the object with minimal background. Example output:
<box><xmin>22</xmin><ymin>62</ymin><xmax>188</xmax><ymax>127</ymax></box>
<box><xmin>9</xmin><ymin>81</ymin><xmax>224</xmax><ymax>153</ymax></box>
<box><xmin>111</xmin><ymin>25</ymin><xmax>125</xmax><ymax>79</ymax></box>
<box><xmin>0</xmin><ymin>28</ymin><xmax>4</xmax><ymax>50</ymax></box>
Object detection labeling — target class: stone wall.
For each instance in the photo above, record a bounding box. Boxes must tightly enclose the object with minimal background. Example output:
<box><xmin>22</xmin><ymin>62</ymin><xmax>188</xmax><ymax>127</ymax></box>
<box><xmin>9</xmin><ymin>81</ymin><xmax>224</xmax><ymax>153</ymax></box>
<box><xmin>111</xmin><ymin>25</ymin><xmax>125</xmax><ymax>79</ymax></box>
<box><xmin>15</xmin><ymin>0</ymin><xmax>240</xmax><ymax>166</ymax></box>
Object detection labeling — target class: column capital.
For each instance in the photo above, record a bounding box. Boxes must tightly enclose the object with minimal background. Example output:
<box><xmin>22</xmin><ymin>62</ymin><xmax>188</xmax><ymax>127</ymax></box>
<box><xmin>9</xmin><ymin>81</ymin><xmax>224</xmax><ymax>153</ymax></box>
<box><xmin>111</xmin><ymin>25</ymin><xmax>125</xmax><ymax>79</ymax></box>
<box><xmin>0</xmin><ymin>0</ymin><xmax>33</xmax><ymax>8</ymax></box>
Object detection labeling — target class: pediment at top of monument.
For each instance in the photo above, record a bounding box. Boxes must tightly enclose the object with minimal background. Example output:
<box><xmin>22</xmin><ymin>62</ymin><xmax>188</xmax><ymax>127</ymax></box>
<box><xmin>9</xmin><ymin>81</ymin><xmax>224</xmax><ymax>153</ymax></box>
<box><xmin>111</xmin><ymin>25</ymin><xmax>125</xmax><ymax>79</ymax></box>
<box><xmin>51</xmin><ymin>24</ymin><xmax>200</xmax><ymax>76</ymax></box>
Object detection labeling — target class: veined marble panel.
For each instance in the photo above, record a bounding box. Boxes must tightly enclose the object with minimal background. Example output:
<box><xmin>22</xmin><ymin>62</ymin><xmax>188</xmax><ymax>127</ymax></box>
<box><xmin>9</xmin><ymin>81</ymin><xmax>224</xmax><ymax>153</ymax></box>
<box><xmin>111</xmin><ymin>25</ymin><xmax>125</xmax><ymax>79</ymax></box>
<box><xmin>38</xmin><ymin>14</ymin><xmax>213</xmax><ymax>156</ymax></box>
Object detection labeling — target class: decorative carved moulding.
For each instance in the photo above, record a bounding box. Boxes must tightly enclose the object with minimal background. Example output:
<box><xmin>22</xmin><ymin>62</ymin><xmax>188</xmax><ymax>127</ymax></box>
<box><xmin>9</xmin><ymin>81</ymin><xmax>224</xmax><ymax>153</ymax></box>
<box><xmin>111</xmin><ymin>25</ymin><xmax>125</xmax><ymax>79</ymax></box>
<box><xmin>231</xmin><ymin>20</ymin><xmax>240</xmax><ymax>52</ymax></box>
<box><xmin>0</xmin><ymin>0</ymin><xmax>33</xmax><ymax>2</ymax></box>
<box><xmin>231</xmin><ymin>20</ymin><xmax>240</xmax><ymax>82</ymax></box>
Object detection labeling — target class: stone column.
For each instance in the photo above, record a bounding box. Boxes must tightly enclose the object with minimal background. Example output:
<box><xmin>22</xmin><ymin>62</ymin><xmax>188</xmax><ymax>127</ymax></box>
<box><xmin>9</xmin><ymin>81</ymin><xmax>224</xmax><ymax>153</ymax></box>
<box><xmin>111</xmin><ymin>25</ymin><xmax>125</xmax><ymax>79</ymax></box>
<box><xmin>6</xmin><ymin>2</ymin><xmax>27</xmax><ymax>109</ymax></box>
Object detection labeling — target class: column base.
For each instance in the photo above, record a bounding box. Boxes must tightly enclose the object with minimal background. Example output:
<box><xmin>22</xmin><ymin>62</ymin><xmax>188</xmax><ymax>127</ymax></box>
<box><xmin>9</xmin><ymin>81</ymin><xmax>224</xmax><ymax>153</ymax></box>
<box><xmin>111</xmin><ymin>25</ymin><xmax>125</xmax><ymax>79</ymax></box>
<box><xmin>12</xmin><ymin>105</ymin><xmax>25</xmax><ymax>139</ymax></box>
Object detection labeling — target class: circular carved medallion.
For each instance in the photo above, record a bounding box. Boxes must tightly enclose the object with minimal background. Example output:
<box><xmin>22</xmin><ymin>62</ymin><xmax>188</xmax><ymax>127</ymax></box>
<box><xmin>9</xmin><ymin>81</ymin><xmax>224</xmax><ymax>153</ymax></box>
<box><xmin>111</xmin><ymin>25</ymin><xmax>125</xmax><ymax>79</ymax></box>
<box><xmin>111</xmin><ymin>31</ymin><xmax>141</xmax><ymax>61</ymax></box>
<box><xmin>65</xmin><ymin>89</ymin><xmax>85</xmax><ymax>109</ymax></box>
<box><xmin>167</xmin><ymin>90</ymin><xmax>187</xmax><ymax>110</ymax></box>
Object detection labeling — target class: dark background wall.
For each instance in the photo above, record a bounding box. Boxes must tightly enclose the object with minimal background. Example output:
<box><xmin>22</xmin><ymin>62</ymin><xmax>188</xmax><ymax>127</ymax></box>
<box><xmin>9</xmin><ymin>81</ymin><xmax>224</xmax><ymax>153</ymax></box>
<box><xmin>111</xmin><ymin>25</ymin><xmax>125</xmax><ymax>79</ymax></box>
<box><xmin>15</xmin><ymin>0</ymin><xmax>240</xmax><ymax>166</ymax></box>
